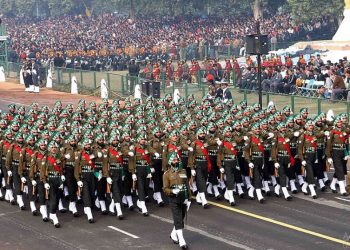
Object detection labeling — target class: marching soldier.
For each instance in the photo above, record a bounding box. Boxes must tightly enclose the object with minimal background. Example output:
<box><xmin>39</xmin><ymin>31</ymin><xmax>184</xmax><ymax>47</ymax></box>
<box><xmin>163</xmin><ymin>152</ymin><xmax>191</xmax><ymax>249</ymax></box>
<box><xmin>217</xmin><ymin>126</ymin><xmax>238</xmax><ymax>206</ymax></box>
<box><xmin>104</xmin><ymin>134</ymin><xmax>124</xmax><ymax>219</ymax></box>
<box><xmin>93</xmin><ymin>134</ymin><xmax>108</xmax><ymax>215</ymax></box>
<box><xmin>6</xmin><ymin>133</ymin><xmax>26</xmax><ymax>210</ymax></box>
<box><xmin>129</xmin><ymin>133</ymin><xmax>159</xmax><ymax>216</ymax></box>
<box><xmin>0</xmin><ymin>129</ymin><xmax>15</xmax><ymax>204</ymax></box>
<box><xmin>326</xmin><ymin>116</ymin><xmax>349</xmax><ymax>196</ymax></box>
<box><xmin>188</xmin><ymin>127</ymin><xmax>221</xmax><ymax>208</ymax></box>
<box><xmin>298</xmin><ymin>120</ymin><xmax>321</xmax><ymax>199</ymax></box>
<box><xmin>19</xmin><ymin>135</ymin><xmax>37</xmax><ymax>215</ymax></box>
<box><xmin>74</xmin><ymin>139</ymin><xmax>96</xmax><ymax>223</ymax></box>
<box><xmin>30</xmin><ymin>139</ymin><xmax>49</xmax><ymax>222</ymax></box>
<box><xmin>271</xmin><ymin>123</ymin><xmax>293</xmax><ymax>201</ymax></box>
<box><xmin>41</xmin><ymin>141</ymin><xmax>65</xmax><ymax>228</ymax></box>
<box><xmin>61</xmin><ymin>135</ymin><xmax>79</xmax><ymax>217</ymax></box>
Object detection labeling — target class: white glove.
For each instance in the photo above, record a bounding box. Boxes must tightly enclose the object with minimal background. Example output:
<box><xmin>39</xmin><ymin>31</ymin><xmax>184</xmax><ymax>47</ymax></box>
<box><xmin>302</xmin><ymin>160</ymin><xmax>307</xmax><ymax>166</ymax></box>
<box><xmin>97</xmin><ymin>152</ymin><xmax>102</xmax><ymax>158</ymax></box>
<box><xmin>188</xmin><ymin>147</ymin><xmax>193</xmax><ymax>152</ymax></box>
<box><xmin>7</xmin><ymin>170</ymin><xmax>12</xmax><ymax>177</ymax></box>
<box><xmin>129</xmin><ymin>145</ymin><xmax>135</xmax><ymax>150</ymax></box>
<box><xmin>249</xmin><ymin>163</ymin><xmax>254</xmax><ymax>169</ymax></box>
<box><xmin>59</xmin><ymin>184</ymin><xmax>64</xmax><ymax>189</ymax></box>
<box><xmin>32</xmin><ymin>180</ymin><xmax>37</xmax><ymax>186</ymax></box>
<box><xmin>145</xmin><ymin>150</ymin><xmax>149</xmax><ymax>154</ymax></box>
<box><xmin>21</xmin><ymin>177</ymin><xmax>27</xmax><ymax>183</ymax></box>
<box><xmin>294</xmin><ymin>131</ymin><xmax>300</xmax><ymax>137</ymax></box>
<box><xmin>324</xmin><ymin>131</ymin><xmax>330</xmax><ymax>136</ymax></box>
<box><xmin>128</xmin><ymin>152</ymin><xmax>134</xmax><ymax>157</ymax></box>
<box><xmin>107</xmin><ymin>177</ymin><xmax>113</xmax><ymax>184</ymax></box>
<box><xmin>154</xmin><ymin>152</ymin><xmax>160</xmax><ymax>158</ymax></box>
<box><xmin>344</xmin><ymin>156</ymin><xmax>349</xmax><ymax>161</ymax></box>
<box><xmin>220</xmin><ymin>168</ymin><xmax>225</xmax><ymax>174</ymax></box>
<box><xmin>172</xmin><ymin>188</ymin><xmax>180</xmax><ymax>195</ymax></box>
<box><xmin>89</xmin><ymin>154</ymin><xmax>95</xmax><ymax>159</ymax></box>
<box><xmin>77</xmin><ymin>181</ymin><xmax>83</xmax><ymax>187</ymax></box>
<box><xmin>327</xmin><ymin>158</ymin><xmax>333</xmax><ymax>164</ymax></box>
<box><xmin>217</xmin><ymin>140</ymin><xmax>222</xmax><ymax>146</ymax></box>
<box><xmin>268</xmin><ymin>132</ymin><xmax>274</xmax><ymax>139</ymax></box>
<box><xmin>274</xmin><ymin>163</ymin><xmax>280</xmax><ymax>168</ymax></box>
<box><xmin>132</xmin><ymin>174</ymin><xmax>137</xmax><ymax>181</ymax></box>
<box><xmin>61</xmin><ymin>175</ymin><xmax>66</xmax><ymax>182</ymax></box>
<box><xmin>160</xmin><ymin>142</ymin><xmax>165</xmax><ymax>147</ymax></box>
<box><xmin>65</xmin><ymin>154</ymin><xmax>71</xmax><ymax>159</ymax></box>
<box><xmin>147</xmin><ymin>173</ymin><xmax>152</xmax><ymax>179</ymax></box>
<box><xmin>203</xmin><ymin>143</ymin><xmax>209</xmax><ymax>148</ymax></box>
<box><xmin>150</xmin><ymin>168</ymin><xmax>155</xmax><ymax>173</ymax></box>
<box><xmin>44</xmin><ymin>183</ymin><xmax>50</xmax><ymax>190</ymax></box>
<box><xmin>285</xmin><ymin>138</ymin><xmax>290</xmax><ymax>143</ymax></box>
<box><xmin>243</xmin><ymin>136</ymin><xmax>249</xmax><ymax>141</ymax></box>
<box><xmin>191</xmin><ymin>169</ymin><xmax>196</xmax><ymax>176</ymax></box>
<box><xmin>184</xmin><ymin>199</ymin><xmax>188</xmax><ymax>205</ymax></box>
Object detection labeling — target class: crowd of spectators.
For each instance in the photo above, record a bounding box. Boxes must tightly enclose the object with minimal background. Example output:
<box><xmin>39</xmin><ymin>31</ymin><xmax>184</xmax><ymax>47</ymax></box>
<box><xmin>238</xmin><ymin>54</ymin><xmax>350</xmax><ymax>101</ymax></box>
<box><xmin>4</xmin><ymin>12</ymin><xmax>337</xmax><ymax>70</ymax></box>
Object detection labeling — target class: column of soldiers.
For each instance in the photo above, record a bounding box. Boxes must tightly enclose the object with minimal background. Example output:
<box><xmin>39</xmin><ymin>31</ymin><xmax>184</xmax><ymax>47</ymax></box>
<box><xmin>0</xmin><ymin>97</ymin><xmax>349</xmax><ymax>234</ymax></box>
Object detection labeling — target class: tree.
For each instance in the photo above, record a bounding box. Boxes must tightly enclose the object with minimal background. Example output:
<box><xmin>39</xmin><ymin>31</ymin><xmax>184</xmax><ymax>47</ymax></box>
<box><xmin>287</xmin><ymin>0</ymin><xmax>344</xmax><ymax>24</ymax></box>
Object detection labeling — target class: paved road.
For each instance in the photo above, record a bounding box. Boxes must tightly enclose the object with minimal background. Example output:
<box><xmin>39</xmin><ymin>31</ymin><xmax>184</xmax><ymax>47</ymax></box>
<box><xmin>1</xmin><ymin>82</ymin><xmax>350</xmax><ymax>249</ymax></box>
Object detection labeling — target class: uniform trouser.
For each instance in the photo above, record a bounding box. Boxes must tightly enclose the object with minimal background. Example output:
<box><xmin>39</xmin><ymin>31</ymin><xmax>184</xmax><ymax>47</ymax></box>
<box><xmin>170</xmin><ymin>197</ymin><xmax>187</xmax><ymax>230</ymax></box>
<box><xmin>82</xmin><ymin>172</ymin><xmax>95</xmax><ymax>207</ymax></box>
<box><xmin>110</xmin><ymin>169</ymin><xmax>123</xmax><ymax>203</ymax></box>
<box><xmin>208</xmin><ymin>155</ymin><xmax>219</xmax><ymax>185</ymax></box>
<box><xmin>136</xmin><ymin>165</ymin><xmax>148</xmax><ymax>201</ymax></box>
<box><xmin>0</xmin><ymin>162</ymin><xmax>4</xmax><ymax>189</ymax></box>
<box><xmin>34</xmin><ymin>175</ymin><xmax>46</xmax><ymax>206</ymax></box>
<box><xmin>123</xmin><ymin>163</ymin><xmax>132</xmax><ymax>196</ymax></box>
<box><xmin>25</xmin><ymin>174</ymin><xmax>36</xmax><ymax>202</ymax></box>
<box><xmin>252</xmin><ymin>156</ymin><xmax>264</xmax><ymax>189</ymax></box>
<box><xmin>287</xmin><ymin>148</ymin><xmax>298</xmax><ymax>180</ymax></box>
<box><xmin>233</xmin><ymin>160</ymin><xmax>243</xmax><ymax>183</ymax></box>
<box><xmin>94</xmin><ymin>167</ymin><xmax>106</xmax><ymax>201</ymax></box>
<box><xmin>315</xmin><ymin>148</ymin><xmax>326</xmax><ymax>180</ymax></box>
<box><xmin>277</xmin><ymin>156</ymin><xmax>289</xmax><ymax>187</ymax></box>
<box><xmin>238</xmin><ymin>153</ymin><xmax>249</xmax><ymax>176</ymax></box>
<box><xmin>293</xmin><ymin>158</ymin><xmax>303</xmax><ymax>177</ymax></box>
<box><xmin>65</xmin><ymin>166</ymin><xmax>77</xmax><ymax>202</ymax></box>
<box><xmin>48</xmin><ymin>177</ymin><xmax>61</xmax><ymax>214</ymax></box>
<box><xmin>264</xmin><ymin>150</ymin><xmax>274</xmax><ymax>179</ymax></box>
<box><xmin>12</xmin><ymin>165</ymin><xmax>22</xmax><ymax>196</ymax></box>
<box><xmin>183</xmin><ymin>157</ymin><xmax>191</xmax><ymax>179</ymax></box>
<box><xmin>333</xmin><ymin>149</ymin><xmax>346</xmax><ymax>181</ymax></box>
<box><xmin>1</xmin><ymin>162</ymin><xmax>12</xmax><ymax>189</ymax></box>
<box><xmin>152</xmin><ymin>159</ymin><xmax>163</xmax><ymax>193</ymax></box>
<box><xmin>224</xmin><ymin>159</ymin><xmax>236</xmax><ymax>190</ymax></box>
<box><xmin>304</xmin><ymin>152</ymin><xmax>316</xmax><ymax>184</ymax></box>
<box><xmin>195</xmin><ymin>160</ymin><xmax>208</xmax><ymax>193</ymax></box>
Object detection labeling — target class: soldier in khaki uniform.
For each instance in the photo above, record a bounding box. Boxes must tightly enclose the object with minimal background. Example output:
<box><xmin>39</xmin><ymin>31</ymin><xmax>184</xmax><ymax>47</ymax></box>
<box><xmin>30</xmin><ymin>139</ymin><xmax>49</xmax><ymax>222</ymax></box>
<box><xmin>0</xmin><ymin>129</ymin><xmax>15</xmax><ymax>204</ymax></box>
<box><xmin>129</xmin><ymin>133</ymin><xmax>158</xmax><ymax>216</ymax></box>
<box><xmin>298</xmin><ymin>120</ymin><xmax>323</xmax><ymax>199</ymax></box>
<box><xmin>61</xmin><ymin>135</ymin><xmax>79</xmax><ymax>217</ymax></box>
<box><xmin>271</xmin><ymin>123</ymin><xmax>292</xmax><ymax>201</ymax></box>
<box><xmin>74</xmin><ymin>139</ymin><xmax>96</xmax><ymax>223</ymax></box>
<box><xmin>120</xmin><ymin>131</ymin><xmax>135</xmax><ymax>210</ymax></box>
<box><xmin>163</xmin><ymin>152</ymin><xmax>191</xmax><ymax>249</ymax></box>
<box><xmin>6</xmin><ymin>133</ymin><xmax>26</xmax><ymax>210</ymax></box>
<box><xmin>20</xmin><ymin>135</ymin><xmax>37</xmax><ymax>215</ymax></box>
<box><xmin>326</xmin><ymin>116</ymin><xmax>349</xmax><ymax>196</ymax></box>
<box><xmin>217</xmin><ymin>126</ymin><xmax>238</xmax><ymax>206</ymax></box>
<box><xmin>149</xmin><ymin>127</ymin><xmax>165</xmax><ymax>206</ymax></box>
<box><xmin>104</xmin><ymin>133</ymin><xmax>124</xmax><ymax>219</ymax></box>
<box><xmin>188</xmin><ymin>127</ymin><xmax>221</xmax><ymax>208</ymax></box>
<box><xmin>40</xmin><ymin>141</ymin><xmax>65</xmax><ymax>228</ymax></box>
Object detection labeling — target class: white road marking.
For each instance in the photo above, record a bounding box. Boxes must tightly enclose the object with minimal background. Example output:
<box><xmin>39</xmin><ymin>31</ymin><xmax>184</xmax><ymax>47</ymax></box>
<box><xmin>149</xmin><ymin>214</ymin><xmax>254</xmax><ymax>250</ymax></box>
<box><xmin>295</xmin><ymin>194</ymin><xmax>350</xmax><ymax>211</ymax></box>
<box><xmin>335</xmin><ymin>197</ymin><xmax>350</xmax><ymax>202</ymax></box>
<box><xmin>108</xmin><ymin>226</ymin><xmax>140</xmax><ymax>239</ymax></box>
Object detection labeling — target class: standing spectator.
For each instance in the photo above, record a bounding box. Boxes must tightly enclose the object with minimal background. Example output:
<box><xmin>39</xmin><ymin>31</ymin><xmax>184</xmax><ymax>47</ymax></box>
<box><xmin>271</xmin><ymin>36</ymin><xmax>277</xmax><ymax>51</ymax></box>
<box><xmin>215</xmin><ymin>83</ymin><xmax>223</xmax><ymax>100</ymax></box>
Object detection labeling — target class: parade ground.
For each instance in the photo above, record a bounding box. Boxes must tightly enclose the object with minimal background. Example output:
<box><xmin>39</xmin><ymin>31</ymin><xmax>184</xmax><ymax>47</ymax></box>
<box><xmin>0</xmin><ymin>82</ymin><xmax>350</xmax><ymax>250</ymax></box>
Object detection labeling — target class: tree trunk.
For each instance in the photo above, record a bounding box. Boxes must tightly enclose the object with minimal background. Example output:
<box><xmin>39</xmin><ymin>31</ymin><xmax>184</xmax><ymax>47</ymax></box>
<box><xmin>253</xmin><ymin>0</ymin><xmax>263</xmax><ymax>20</ymax></box>
<box><xmin>130</xmin><ymin>0</ymin><xmax>135</xmax><ymax>19</ymax></box>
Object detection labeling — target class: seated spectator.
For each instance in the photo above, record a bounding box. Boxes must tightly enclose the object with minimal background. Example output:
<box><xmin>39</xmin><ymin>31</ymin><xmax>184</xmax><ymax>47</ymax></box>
<box><xmin>270</xmin><ymin>68</ymin><xmax>283</xmax><ymax>93</ymax></box>
<box><xmin>331</xmin><ymin>72</ymin><xmax>346</xmax><ymax>101</ymax></box>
